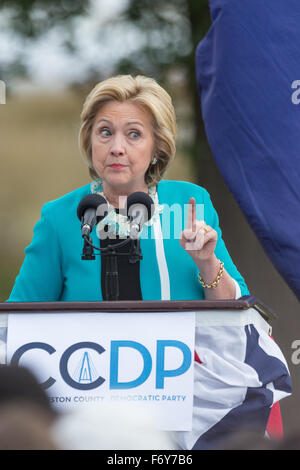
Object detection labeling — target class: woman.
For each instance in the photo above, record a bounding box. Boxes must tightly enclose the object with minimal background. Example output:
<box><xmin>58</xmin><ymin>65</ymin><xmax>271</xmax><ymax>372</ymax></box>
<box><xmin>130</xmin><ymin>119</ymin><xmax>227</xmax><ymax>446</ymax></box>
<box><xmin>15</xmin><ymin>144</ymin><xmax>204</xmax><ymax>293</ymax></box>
<box><xmin>6</xmin><ymin>75</ymin><xmax>290</xmax><ymax>450</ymax></box>
<box><xmin>8</xmin><ymin>74</ymin><xmax>248</xmax><ymax>302</ymax></box>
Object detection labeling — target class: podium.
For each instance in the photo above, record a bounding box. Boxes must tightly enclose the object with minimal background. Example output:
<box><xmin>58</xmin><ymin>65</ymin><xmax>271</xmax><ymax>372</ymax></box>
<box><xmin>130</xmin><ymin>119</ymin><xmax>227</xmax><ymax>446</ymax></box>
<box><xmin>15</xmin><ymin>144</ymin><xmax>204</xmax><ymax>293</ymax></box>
<box><xmin>0</xmin><ymin>295</ymin><xmax>276</xmax><ymax>315</ymax></box>
<box><xmin>0</xmin><ymin>296</ymin><xmax>291</xmax><ymax>450</ymax></box>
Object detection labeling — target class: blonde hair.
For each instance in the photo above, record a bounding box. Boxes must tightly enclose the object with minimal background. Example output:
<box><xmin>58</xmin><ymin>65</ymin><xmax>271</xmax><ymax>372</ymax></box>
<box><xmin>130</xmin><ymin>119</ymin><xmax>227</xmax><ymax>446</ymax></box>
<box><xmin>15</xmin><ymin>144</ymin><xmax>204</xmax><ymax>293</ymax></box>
<box><xmin>79</xmin><ymin>75</ymin><xmax>177</xmax><ymax>186</ymax></box>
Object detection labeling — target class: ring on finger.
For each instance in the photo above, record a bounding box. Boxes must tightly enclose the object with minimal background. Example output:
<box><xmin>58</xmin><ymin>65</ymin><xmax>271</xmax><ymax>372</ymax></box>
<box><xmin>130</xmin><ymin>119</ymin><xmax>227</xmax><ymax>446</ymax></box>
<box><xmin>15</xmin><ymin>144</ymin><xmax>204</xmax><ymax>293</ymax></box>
<box><xmin>203</xmin><ymin>225</ymin><xmax>211</xmax><ymax>233</ymax></box>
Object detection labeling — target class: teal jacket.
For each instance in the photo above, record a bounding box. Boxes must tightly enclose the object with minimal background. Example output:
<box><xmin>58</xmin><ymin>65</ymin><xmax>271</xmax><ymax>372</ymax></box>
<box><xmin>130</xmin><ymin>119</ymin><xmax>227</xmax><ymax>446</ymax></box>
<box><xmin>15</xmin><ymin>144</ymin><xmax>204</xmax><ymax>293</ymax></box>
<box><xmin>7</xmin><ymin>180</ymin><xmax>249</xmax><ymax>302</ymax></box>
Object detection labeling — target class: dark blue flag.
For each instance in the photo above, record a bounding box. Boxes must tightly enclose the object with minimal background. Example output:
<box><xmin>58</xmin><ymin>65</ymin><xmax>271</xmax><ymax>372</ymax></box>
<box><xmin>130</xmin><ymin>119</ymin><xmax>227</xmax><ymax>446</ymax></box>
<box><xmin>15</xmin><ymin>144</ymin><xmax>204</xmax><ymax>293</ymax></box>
<box><xmin>196</xmin><ymin>0</ymin><xmax>300</xmax><ymax>301</ymax></box>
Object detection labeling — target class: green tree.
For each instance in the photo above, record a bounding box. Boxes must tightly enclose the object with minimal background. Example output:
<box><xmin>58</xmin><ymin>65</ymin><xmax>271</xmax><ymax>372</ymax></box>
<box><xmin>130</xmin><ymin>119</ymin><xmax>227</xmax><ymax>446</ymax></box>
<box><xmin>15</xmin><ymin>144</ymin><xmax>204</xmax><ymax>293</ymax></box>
<box><xmin>111</xmin><ymin>0</ymin><xmax>212</xmax><ymax>180</ymax></box>
<box><xmin>0</xmin><ymin>0</ymin><xmax>87</xmax><ymax>37</ymax></box>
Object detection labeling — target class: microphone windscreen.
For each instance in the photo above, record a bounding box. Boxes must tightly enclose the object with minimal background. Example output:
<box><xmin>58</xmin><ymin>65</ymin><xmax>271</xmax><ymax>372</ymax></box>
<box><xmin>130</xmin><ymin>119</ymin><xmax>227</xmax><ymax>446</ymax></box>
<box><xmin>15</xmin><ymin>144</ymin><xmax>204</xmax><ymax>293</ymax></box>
<box><xmin>77</xmin><ymin>194</ymin><xmax>108</xmax><ymax>221</ymax></box>
<box><xmin>126</xmin><ymin>192</ymin><xmax>154</xmax><ymax>222</ymax></box>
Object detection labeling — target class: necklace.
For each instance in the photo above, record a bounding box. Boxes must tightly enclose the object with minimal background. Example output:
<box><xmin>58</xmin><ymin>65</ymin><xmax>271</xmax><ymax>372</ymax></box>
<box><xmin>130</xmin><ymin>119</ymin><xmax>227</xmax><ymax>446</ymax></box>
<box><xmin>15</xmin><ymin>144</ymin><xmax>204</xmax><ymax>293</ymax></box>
<box><xmin>90</xmin><ymin>179</ymin><xmax>164</xmax><ymax>238</ymax></box>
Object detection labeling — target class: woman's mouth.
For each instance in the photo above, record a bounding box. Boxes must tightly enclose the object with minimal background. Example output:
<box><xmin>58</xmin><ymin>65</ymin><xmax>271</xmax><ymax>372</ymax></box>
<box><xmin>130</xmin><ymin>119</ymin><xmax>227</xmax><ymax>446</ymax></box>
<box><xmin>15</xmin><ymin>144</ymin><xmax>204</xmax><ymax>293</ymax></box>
<box><xmin>108</xmin><ymin>164</ymin><xmax>127</xmax><ymax>170</ymax></box>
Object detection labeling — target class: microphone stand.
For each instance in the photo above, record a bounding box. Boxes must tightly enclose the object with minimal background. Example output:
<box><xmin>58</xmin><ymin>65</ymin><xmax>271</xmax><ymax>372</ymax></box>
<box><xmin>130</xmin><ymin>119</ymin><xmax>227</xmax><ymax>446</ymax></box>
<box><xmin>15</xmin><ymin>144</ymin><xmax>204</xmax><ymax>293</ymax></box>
<box><xmin>81</xmin><ymin>235</ymin><xmax>142</xmax><ymax>301</ymax></box>
<box><xmin>79</xmin><ymin>190</ymin><xmax>152</xmax><ymax>300</ymax></box>
<box><xmin>81</xmin><ymin>235</ymin><xmax>95</xmax><ymax>260</ymax></box>
<box><xmin>128</xmin><ymin>238</ymin><xmax>142</xmax><ymax>264</ymax></box>
<box><xmin>102</xmin><ymin>239</ymin><xmax>142</xmax><ymax>300</ymax></box>
<box><xmin>102</xmin><ymin>245</ymin><xmax>119</xmax><ymax>301</ymax></box>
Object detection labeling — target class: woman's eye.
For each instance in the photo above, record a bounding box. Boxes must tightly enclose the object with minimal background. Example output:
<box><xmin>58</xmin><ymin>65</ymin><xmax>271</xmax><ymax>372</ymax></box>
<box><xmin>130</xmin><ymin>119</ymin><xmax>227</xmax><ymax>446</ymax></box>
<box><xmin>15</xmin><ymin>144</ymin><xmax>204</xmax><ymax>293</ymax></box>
<box><xmin>129</xmin><ymin>130</ymin><xmax>140</xmax><ymax>139</ymax></box>
<box><xmin>99</xmin><ymin>128</ymin><xmax>111</xmax><ymax>137</ymax></box>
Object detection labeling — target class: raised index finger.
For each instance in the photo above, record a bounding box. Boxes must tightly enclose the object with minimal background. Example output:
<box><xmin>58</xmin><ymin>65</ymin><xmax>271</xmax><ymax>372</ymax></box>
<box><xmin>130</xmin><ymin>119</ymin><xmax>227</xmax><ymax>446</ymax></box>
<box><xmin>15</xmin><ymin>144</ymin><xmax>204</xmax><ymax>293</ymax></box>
<box><xmin>186</xmin><ymin>197</ymin><xmax>196</xmax><ymax>232</ymax></box>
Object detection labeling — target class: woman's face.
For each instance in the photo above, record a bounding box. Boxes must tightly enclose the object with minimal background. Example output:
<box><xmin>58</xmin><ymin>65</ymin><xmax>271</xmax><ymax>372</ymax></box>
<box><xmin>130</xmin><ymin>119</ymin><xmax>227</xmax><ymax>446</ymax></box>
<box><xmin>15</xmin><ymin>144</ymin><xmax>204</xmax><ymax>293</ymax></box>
<box><xmin>91</xmin><ymin>100</ymin><xmax>155</xmax><ymax>194</ymax></box>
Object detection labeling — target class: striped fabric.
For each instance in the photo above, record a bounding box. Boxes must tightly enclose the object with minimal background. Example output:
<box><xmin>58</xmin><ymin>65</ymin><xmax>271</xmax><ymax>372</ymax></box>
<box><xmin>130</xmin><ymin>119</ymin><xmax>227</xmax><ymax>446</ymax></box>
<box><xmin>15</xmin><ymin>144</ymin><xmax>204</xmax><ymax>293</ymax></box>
<box><xmin>173</xmin><ymin>312</ymin><xmax>291</xmax><ymax>450</ymax></box>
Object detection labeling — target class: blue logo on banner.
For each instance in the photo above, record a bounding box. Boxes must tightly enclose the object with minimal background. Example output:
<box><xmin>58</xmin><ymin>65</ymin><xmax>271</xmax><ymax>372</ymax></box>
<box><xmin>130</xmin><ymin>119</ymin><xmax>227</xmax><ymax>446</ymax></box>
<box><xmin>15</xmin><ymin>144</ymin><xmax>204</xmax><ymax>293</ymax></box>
<box><xmin>11</xmin><ymin>340</ymin><xmax>192</xmax><ymax>391</ymax></box>
<box><xmin>73</xmin><ymin>351</ymin><xmax>98</xmax><ymax>384</ymax></box>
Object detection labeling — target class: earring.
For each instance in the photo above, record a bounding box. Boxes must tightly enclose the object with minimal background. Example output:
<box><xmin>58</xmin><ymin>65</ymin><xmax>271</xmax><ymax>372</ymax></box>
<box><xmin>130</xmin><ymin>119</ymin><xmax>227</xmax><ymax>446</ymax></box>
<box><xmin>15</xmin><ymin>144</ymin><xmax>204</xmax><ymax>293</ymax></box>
<box><xmin>152</xmin><ymin>157</ymin><xmax>158</xmax><ymax>165</ymax></box>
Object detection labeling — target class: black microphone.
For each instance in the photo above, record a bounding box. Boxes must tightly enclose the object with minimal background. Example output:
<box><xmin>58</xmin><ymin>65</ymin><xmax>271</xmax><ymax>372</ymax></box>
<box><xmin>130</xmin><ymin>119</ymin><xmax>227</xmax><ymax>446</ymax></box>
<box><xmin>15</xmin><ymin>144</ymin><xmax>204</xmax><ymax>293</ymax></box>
<box><xmin>77</xmin><ymin>194</ymin><xmax>108</xmax><ymax>238</ymax></box>
<box><xmin>127</xmin><ymin>192</ymin><xmax>155</xmax><ymax>239</ymax></box>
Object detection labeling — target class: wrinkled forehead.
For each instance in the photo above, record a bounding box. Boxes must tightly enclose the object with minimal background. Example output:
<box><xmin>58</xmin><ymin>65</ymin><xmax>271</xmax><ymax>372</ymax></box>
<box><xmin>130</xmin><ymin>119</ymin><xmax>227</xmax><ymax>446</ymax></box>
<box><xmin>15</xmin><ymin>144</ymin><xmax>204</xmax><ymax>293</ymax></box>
<box><xmin>94</xmin><ymin>100</ymin><xmax>154</xmax><ymax>128</ymax></box>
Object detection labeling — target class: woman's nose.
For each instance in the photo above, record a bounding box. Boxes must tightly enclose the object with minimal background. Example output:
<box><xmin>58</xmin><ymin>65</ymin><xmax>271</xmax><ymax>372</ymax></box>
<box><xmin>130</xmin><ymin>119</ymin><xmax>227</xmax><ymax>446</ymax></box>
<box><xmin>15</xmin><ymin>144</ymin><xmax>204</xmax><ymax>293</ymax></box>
<box><xmin>110</xmin><ymin>134</ymin><xmax>126</xmax><ymax>156</ymax></box>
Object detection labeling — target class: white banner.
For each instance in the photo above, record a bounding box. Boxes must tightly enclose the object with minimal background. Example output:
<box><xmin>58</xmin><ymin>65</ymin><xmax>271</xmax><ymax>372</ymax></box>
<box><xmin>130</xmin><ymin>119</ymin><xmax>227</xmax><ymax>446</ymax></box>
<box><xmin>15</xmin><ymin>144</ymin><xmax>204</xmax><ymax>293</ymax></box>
<box><xmin>7</xmin><ymin>310</ymin><xmax>195</xmax><ymax>431</ymax></box>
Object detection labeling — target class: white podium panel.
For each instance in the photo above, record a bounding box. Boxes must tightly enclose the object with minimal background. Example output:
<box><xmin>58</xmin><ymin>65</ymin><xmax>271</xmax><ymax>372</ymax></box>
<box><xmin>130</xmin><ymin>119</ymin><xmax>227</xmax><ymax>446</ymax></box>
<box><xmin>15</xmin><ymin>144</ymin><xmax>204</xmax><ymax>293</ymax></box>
<box><xmin>5</xmin><ymin>310</ymin><xmax>195</xmax><ymax>432</ymax></box>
